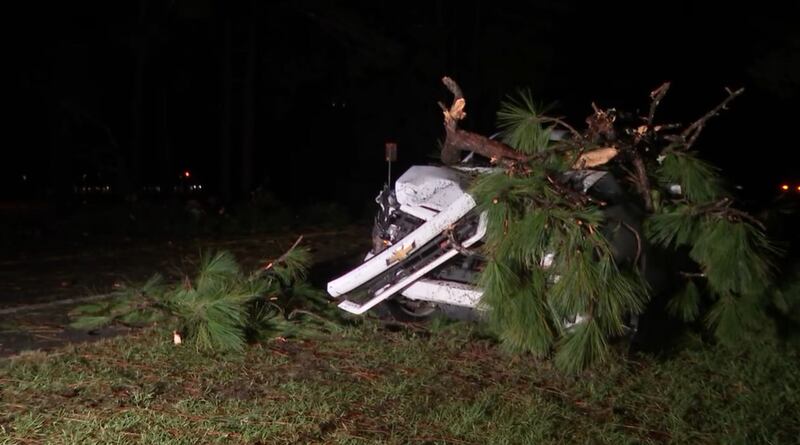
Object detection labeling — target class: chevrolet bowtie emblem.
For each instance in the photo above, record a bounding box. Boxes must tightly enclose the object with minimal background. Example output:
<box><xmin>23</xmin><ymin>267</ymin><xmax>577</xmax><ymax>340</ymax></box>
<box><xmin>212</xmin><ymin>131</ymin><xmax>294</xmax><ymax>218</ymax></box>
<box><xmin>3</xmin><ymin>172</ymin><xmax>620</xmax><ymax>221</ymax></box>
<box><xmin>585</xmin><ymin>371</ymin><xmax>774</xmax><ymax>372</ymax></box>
<box><xmin>386</xmin><ymin>242</ymin><xmax>416</xmax><ymax>266</ymax></box>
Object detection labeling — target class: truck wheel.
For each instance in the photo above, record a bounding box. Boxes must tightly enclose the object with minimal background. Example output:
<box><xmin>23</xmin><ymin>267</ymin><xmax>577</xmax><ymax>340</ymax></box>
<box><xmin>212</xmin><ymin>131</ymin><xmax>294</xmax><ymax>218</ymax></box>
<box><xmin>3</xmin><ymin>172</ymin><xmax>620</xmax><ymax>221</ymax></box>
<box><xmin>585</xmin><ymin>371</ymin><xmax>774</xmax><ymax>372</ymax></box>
<box><xmin>384</xmin><ymin>298</ymin><xmax>439</xmax><ymax>321</ymax></box>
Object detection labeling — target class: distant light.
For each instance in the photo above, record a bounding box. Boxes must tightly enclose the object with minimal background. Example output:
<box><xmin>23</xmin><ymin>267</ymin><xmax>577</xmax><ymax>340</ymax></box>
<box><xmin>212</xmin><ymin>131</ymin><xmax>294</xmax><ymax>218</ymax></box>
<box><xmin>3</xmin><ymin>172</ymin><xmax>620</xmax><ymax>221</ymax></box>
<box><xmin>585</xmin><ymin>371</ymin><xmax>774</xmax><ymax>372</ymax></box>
<box><xmin>781</xmin><ymin>184</ymin><xmax>790</xmax><ymax>191</ymax></box>
<box><xmin>796</xmin><ymin>185</ymin><xmax>800</xmax><ymax>192</ymax></box>
<box><xmin>21</xmin><ymin>175</ymin><xmax>27</xmax><ymax>181</ymax></box>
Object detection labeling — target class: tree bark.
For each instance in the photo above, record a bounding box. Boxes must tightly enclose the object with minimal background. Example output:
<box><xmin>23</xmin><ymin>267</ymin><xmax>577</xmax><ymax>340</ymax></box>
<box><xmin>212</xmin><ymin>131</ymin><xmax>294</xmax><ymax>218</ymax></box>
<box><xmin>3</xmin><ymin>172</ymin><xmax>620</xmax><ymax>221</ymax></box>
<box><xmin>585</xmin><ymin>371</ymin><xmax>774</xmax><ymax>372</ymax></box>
<box><xmin>441</xmin><ymin>128</ymin><xmax>528</xmax><ymax>164</ymax></box>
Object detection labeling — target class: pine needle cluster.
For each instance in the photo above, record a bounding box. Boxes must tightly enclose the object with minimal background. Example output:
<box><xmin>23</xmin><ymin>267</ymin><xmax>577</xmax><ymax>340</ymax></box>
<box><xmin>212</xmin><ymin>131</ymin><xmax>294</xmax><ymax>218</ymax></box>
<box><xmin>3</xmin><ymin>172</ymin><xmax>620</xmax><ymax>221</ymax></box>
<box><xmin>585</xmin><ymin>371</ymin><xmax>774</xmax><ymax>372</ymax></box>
<box><xmin>471</xmin><ymin>142</ymin><xmax>646</xmax><ymax>373</ymax></box>
<box><xmin>70</xmin><ymin>244</ymin><xmax>318</xmax><ymax>352</ymax></box>
<box><xmin>647</xmin><ymin>152</ymin><xmax>779</xmax><ymax>344</ymax></box>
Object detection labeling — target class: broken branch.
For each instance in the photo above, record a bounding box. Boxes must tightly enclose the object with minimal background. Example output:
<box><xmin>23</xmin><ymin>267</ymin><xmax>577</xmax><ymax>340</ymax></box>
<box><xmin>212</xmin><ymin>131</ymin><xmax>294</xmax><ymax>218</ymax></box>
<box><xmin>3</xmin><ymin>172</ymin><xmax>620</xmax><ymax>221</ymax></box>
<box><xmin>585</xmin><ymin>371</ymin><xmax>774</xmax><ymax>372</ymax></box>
<box><xmin>262</xmin><ymin>235</ymin><xmax>304</xmax><ymax>271</ymax></box>
<box><xmin>647</xmin><ymin>82</ymin><xmax>671</xmax><ymax>125</ymax></box>
<box><xmin>440</xmin><ymin>76</ymin><xmax>530</xmax><ymax>165</ymax></box>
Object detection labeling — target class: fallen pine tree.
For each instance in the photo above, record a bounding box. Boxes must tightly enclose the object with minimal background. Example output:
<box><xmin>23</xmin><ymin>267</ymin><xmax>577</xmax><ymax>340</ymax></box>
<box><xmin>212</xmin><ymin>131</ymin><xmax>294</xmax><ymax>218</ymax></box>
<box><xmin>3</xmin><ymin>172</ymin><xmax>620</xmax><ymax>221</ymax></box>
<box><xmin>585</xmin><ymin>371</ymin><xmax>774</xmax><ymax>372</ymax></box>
<box><xmin>438</xmin><ymin>77</ymin><xmax>782</xmax><ymax>371</ymax></box>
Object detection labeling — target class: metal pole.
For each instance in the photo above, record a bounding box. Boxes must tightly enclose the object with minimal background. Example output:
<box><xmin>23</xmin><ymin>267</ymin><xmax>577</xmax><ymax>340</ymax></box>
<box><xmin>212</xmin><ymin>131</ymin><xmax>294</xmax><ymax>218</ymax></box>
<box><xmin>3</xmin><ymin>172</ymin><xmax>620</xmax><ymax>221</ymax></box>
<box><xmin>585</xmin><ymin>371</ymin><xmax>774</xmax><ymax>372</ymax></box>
<box><xmin>385</xmin><ymin>142</ymin><xmax>397</xmax><ymax>185</ymax></box>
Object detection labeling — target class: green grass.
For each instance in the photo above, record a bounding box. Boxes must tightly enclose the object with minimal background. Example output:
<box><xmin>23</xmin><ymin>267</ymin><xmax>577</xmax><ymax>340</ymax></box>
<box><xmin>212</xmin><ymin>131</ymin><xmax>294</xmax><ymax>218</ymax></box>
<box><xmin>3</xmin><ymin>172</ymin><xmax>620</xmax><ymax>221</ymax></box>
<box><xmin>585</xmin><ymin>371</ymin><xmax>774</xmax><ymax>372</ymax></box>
<box><xmin>1</xmin><ymin>320</ymin><xmax>798</xmax><ymax>444</ymax></box>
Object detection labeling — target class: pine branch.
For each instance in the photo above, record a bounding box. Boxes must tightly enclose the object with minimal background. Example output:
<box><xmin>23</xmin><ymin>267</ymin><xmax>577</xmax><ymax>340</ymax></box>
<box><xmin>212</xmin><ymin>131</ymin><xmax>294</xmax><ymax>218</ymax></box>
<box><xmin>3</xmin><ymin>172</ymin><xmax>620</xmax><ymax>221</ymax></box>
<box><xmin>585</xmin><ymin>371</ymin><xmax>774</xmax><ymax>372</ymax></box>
<box><xmin>691</xmin><ymin>198</ymin><xmax>766</xmax><ymax>230</ymax></box>
<box><xmin>544</xmin><ymin>174</ymin><xmax>593</xmax><ymax>209</ymax></box>
<box><xmin>70</xmin><ymin>242</ymin><xmax>320</xmax><ymax>353</ymax></box>
<box><xmin>657</xmin><ymin>151</ymin><xmax>725</xmax><ymax>203</ymax></box>
<box><xmin>647</xmin><ymin>82</ymin><xmax>671</xmax><ymax>126</ymax></box>
<box><xmin>496</xmin><ymin>89</ymin><xmax>553</xmax><ymax>154</ymax></box>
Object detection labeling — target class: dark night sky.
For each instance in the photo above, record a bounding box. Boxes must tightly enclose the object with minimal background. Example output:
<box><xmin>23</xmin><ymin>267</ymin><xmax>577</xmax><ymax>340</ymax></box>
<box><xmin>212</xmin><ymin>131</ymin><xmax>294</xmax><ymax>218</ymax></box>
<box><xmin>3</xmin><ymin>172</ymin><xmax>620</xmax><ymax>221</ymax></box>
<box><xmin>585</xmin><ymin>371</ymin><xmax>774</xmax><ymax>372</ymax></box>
<box><xmin>7</xmin><ymin>1</ymin><xmax>800</xmax><ymax>206</ymax></box>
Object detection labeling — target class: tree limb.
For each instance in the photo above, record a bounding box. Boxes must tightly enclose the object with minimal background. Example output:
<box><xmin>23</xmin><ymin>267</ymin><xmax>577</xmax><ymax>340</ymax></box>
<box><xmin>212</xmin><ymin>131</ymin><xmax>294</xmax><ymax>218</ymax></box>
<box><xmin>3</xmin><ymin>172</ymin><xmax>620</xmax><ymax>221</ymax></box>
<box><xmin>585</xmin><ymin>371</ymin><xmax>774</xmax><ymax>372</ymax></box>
<box><xmin>647</xmin><ymin>82</ymin><xmax>671</xmax><ymax>125</ymax></box>
<box><xmin>692</xmin><ymin>198</ymin><xmax>766</xmax><ymax>230</ymax></box>
<box><xmin>262</xmin><ymin>235</ymin><xmax>304</xmax><ymax>272</ymax></box>
<box><xmin>632</xmin><ymin>155</ymin><xmax>654</xmax><ymax>212</ymax></box>
<box><xmin>681</xmin><ymin>87</ymin><xmax>745</xmax><ymax>151</ymax></box>
<box><xmin>539</xmin><ymin>116</ymin><xmax>585</xmax><ymax>141</ymax></box>
<box><xmin>440</xmin><ymin>76</ymin><xmax>529</xmax><ymax>165</ymax></box>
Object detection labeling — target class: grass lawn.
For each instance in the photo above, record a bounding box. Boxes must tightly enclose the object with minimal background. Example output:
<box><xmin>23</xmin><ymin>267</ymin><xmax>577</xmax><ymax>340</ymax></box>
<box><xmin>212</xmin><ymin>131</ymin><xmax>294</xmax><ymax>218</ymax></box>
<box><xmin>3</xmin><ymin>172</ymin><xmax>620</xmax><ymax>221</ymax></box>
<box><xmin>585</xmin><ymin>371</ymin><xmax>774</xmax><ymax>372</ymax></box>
<box><xmin>1</xmin><ymin>319</ymin><xmax>798</xmax><ymax>444</ymax></box>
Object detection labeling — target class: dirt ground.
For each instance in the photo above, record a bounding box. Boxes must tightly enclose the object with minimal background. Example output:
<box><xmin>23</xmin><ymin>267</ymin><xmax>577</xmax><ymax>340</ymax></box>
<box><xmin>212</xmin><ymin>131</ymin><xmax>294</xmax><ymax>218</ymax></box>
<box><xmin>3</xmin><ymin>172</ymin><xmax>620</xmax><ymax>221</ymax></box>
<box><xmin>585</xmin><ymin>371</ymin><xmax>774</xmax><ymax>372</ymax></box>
<box><xmin>0</xmin><ymin>225</ymin><xmax>370</xmax><ymax>357</ymax></box>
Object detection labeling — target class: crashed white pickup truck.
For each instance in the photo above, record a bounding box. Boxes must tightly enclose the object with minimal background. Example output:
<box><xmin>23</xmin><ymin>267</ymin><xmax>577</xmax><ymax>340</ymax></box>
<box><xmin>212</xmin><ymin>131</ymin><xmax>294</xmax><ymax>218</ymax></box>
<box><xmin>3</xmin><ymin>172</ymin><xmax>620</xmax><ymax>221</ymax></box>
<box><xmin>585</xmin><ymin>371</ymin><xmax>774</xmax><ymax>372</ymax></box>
<box><xmin>327</xmin><ymin>158</ymin><xmax>647</xmax><ymax>323</ymax></box>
